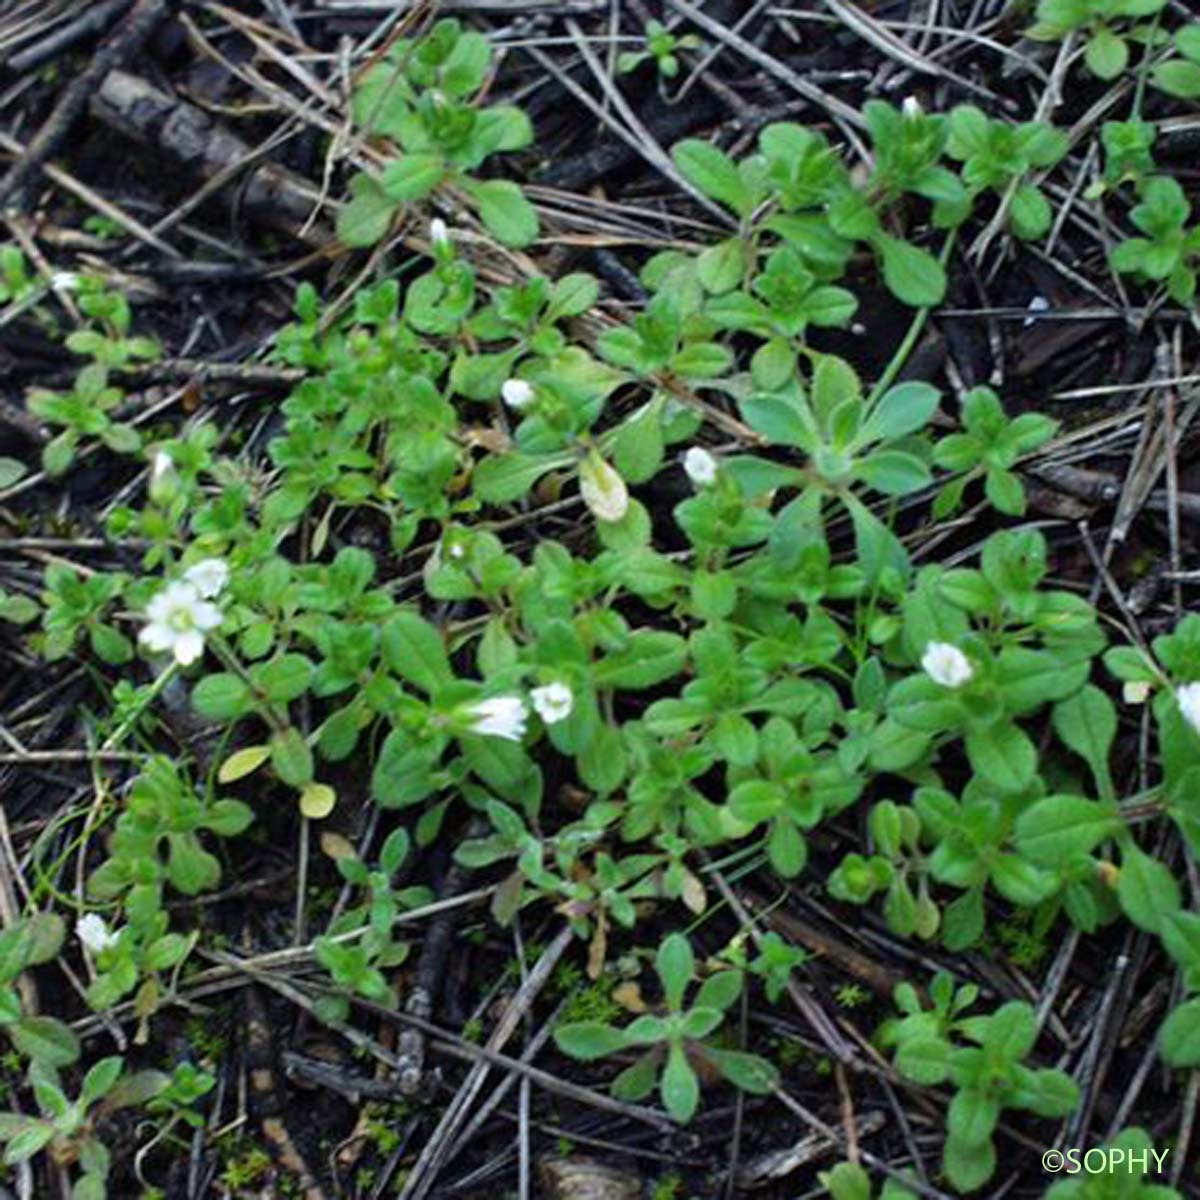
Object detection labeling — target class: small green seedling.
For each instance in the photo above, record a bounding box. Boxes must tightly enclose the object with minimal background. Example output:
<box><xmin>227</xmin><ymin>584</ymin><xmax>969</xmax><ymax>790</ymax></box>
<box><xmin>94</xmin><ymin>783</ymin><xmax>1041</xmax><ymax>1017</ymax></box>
<box><xmin>617</xmin><ymin>20</ymin><xmax>701</xmax><ymax>79</ymax></box>
<box><xmin>886</xmin><ymin>984</ymin><xmax>1079</xmax><ymax>1191</ymax></box>
<box><xmin>554</xmin><ymin>933</ymin><xmax>778</xmax><ymax>1122</ymax></box>
<box><xmin>1028</xmin><ymin>0</ymin><xmax>1168</xmax><ymax>80</ymax></box>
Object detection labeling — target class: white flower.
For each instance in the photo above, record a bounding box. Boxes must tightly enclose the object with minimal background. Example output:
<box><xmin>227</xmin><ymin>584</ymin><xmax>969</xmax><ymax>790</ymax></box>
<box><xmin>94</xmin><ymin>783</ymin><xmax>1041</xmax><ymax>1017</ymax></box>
<box><xmin>183</xmin><ymin>558</ymin><xmax>230</xmax><ymax>599</ymax></box>
<box><xmin>76</xmin><ymin>914</ymin><xmax>118</xmax><ymax>955</ymax></box>
<box><xmin>683</xmin><ymin>446</ymin><xmax>718</xmax><ymax>487</ymax></box>
<box><xmin>902</xmin><ymin>95</ymin><xmax>923</xmax><ymax>119</ymax></box>
<box><xmin>50</xmin><ymin>272</ymin><xmax>79</xmax><ymax>292</ymax></box>
<box><xmin>502</xmin><ymin>379</ymin><xmax>535</xmax><ymax>410</ymax></box>
<box><xmin>921</xmin><ymin>641</ymin><xmax>973</xmax><ymax>689</ymax></box>
<box><xmin>1023</xmin><ymin>295</ymin><xmax>1050</xmax><ymax>328</ymax></box>
<box><xmin>463</xmin><ymin>696</ymin><xmax>529</xmax><ymax>742</ymax></box>
<box><xmin>531</xmin><ymin>682</ymin><xmax>574</xmax><ymax>724</ymax></box>
<box><xmin>148</xmin><ymin>449</ymin><xmax>179</xmax><ymax>503</ymax></box>
<box><xmin>579</xmin><ymin>453</ymin><xmax>629</xmax><ymax>523</ymax></box>
<box><xmin>1177</xmin><ymin>683</ymin><xmax>1200</xmax><ymax>735</ymax></box>
<box><xmin>448</xmin><ymin>542</ymin><xmax>466</xmax><ymax>560</ymax></box>
<box><xmin>139</xmin><ymin>580</ymin><xmax>223</xmax><ymax>666</ymax></box>
<box><xmin>430</xmin><ymin>217</ymin><xmax>449</xmax><ymax>247</ymax></box>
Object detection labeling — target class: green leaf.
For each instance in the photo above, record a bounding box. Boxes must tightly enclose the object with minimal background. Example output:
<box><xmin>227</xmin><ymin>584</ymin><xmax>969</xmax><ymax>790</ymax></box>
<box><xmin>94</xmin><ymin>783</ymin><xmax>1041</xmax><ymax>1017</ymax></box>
<box><xmin>1086</xmin><ymin>26</ymin><xmax>1128</xmax><ymax>79</ymax></box>
<box><xmin>167</xmin><ymin>835</ymin><xmax>220</xmax><ymax>894</ymax></box>
<box><xmin>855</xmin><ymin>449</ymin><xmax>931</xmax><ymax>496</ymax></box>
<box><xmin>80</xmin><ymin>1056</ymin><xmax>124</xmax><ymax>1107</ymax></box>
<box><xmin>473</xmin><ymin>450</ymin><xmax>571</xmax><ymax>504</ymax></box>
<box><xmin>270</xmin><ymin>726</ymin><xmax>314</xmax><ymax>788</ymax></box>
<box><xmin>380</xmin><ymin>154</ymin><xmax>444</xmax><ymax>202</ymax></box>
<box><xmin>1118</xmin><ymin>844</ymin><xmax>1181</xmax><ymax>934</ymax></box>
<box><xmin>895</xmin><ymin>1036</ymin><xmax>952</xmax><ymax>1084</ymax></box>
<box><xmin>1160</xmin><ymin>996</ymin><xmax>1200</xmax><ymax>1066</ymax></box>
<box><xmin>874</xmin><ymin>234</ymin><xmax>946</xmax><ymax>307</ymax></box>
<box><xmin>594</xmin><ymin>632</ymin><xmax>686</xmax><ymax>689</ymax></box>
<box><xmin>671</xmin><ymin>342</ymin><xmax>733</xmax><ymax>379</ymax></box>
<box><xmin>337</xmin><ymin>173</ymin><xmax>397</xmax><ymax>247</ymax></box>
<box><xmin>381</xmin><ymin>611</ymin><xmax>452</xmax><ymax>693</ymax></box>
<box><xmin>693</xmin><ymin>970</ymin><xmax>743</xmax><ymax>1013</ymax></box>
<box><xmin>89</xmin><ymin>623</ymin><xmax>133</xmax><ymax>665</ymax></box>
<box><xmin>661</xmin><ymin>1041</ymin><xmax>700</xmax><ymax>1122</ymax></box>
<box><xmin>554</xmin><ymin>1021</ymin><xmax>628</xmax><ymax>1060</ymax></box>
<box><xmin>191</xmin><ymin>673</ymin><xmax>252</xmax><ymax>721</ymax></box>
<box><xmin>251</xmin><ymin>654</ymin><xmax>314</xmax><ymax>704</ymax></box>
<box><xmin>1053</xmin><ymin>684</ymin><xmax>1116</xmax><ymax>796</ymax></box>
<box><xmin>820</xmin><ymin>1163</ymin><xmax>871</xmax><ymax>1200</ymax></box>
<box><xmin>1152</xmin><ymin>60</ymin><xmax>1200</xmax><ymax>99</ymax></box>
<box><xmin>205</xmin><ymin>799</ymin><xmax>254</xmax><ymax>837</ymax></box>
<box><xmin>1009</xmin><ymin>184</ymin><xmax>1051</xmax><ymax>240</ymax></box>
<box><xmin>217</xmin><ymin>745</ymin><xmax>271</xmax><ymax>784</ymax></box>
<box><xmin>671</xmin><ymin>140</ymin><xmax>751</xmax><ymax>215</ymax></box>
<box><xmin>861</xmin><ymin>382</ymin><xmax>940</xmax><ymax>443</ymax></box>
<box><xmin>944</xmin><ymin>1123</ymin><xmax>996</xmax><ymax>1191</ymax></box>
<box><xmin>706</xmin><ymin>1048</ymin><xmax>779</xmax><ymax>1094</ymax></box>
<box><xmin>1016</xmin><ymin>795</ymin><xmax>1121</xmax><ymax>864</ymax></box>
<box><xmin>965</xmin><ymin>722</ymin><xmax>1037</xmax><ymax>791</ymax></box>
<box><xmin>10</xmin><ymin>1016</ymin><xmax>80</xmax><ymax>1067</ymax></box>
<box><xmin>1</xmin><ymin>1122</ymin><xmax>54</xmax><ymax>1164</ymax></box>
<box><xmin>656</xmin><ymin>934</ymin><xmax>694</xmax><ymax>1010</ymax></box>
<box><xmin>466</xmin><ymin>179</ymin><xmax>539</xmax><ymax>247</ymax></box>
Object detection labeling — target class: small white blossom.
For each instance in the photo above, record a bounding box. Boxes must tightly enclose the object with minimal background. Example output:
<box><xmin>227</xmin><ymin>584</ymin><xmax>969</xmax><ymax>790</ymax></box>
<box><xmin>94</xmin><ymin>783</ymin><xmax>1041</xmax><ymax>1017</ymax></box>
<box><xmin>1023</xmin><ymin>295</ymin><xmax>1050</xmax><ymax>328</ymax></box>
<box><xmin>683</xmin><ymin>446</ymin><xmax>718</xmax><ymax>487</ymax></box>
<box><xmin>448</xmin><ymin>542</ymin><xmax>466</xmax><ymax>560</ymax></box>
<box><xmin>430</xmin><ymin>218</ymin><xmax>449</xmax><ymax>247</ymax></box>
<box><xmin>183</xmin><ymin>558</ymin><xmax>230</xmax><ymax>600</ymax></box>
<box><xmin>531</xmin><ymin>682</ymin><xmax>574</xmax><ymax>724</ymax></box>
<box><xmin>902</xmin><ymin>95</ymin><xmax>923</xmax><ymax>119</ymax></box>
<box><xmin>502</xmin><ymin>379</ymin><xmax>535</xmax><ymax>410</ymax></box>
<box><xmin>50</xmin><ymin>272</ymin><xmax>79</xmax><ymax>292</ymax></box>
<box><xmin>464</xmin><ymin>696</ymin><xmax>529</xmax><ymax>742</ymax></box>
<box><xmin>139</xmin><ymin>580</ymin><xmax>223</xmax><ymax>666</ymax></box>
<box><xmin>148</xmin><ymin>449</ymin><xmax>179</xmax><ymax>504</ymax></box>
<box><xmin>579</xmin><ymin>454</ymin><xmax>629</xmax><ymax>523</ymax></box>
<box><xmin>76</xmin><ymin>914</ymin><xmax>118</xmax><ymax>955</ymax></box>
<box><xmin>1177</xmin><ymin>683</ymin><xmax>1200</xmax><ymax>735</ymax></box>
<box><xmin>1124</xmin><ymin>680</ymin><xmax>1151</xmax><ymax>705</ymax></box>
<box><xmin>921</xmin><ymin>641</ymin><xmax>974</xmax><ymax>689</ymax></box>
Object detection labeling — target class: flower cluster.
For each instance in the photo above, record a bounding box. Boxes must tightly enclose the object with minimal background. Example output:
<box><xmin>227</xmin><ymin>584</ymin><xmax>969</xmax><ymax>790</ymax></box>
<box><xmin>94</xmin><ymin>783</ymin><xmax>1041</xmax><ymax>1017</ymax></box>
<box><xmin>138</xmin><ymin>558</ymin><xmax>230</xmax><ymax>667</ymax></box>
<box><xmin>460</xmin><ymin>681</ymin><xmax>575</xmax><ymax>742</ymax></box>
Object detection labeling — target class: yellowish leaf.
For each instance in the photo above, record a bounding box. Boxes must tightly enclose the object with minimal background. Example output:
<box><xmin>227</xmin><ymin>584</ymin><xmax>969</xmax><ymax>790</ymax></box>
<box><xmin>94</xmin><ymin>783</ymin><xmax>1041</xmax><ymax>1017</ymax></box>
<box><xmin>217</xmin><ymin>745</ymin><xmax>271</xmax><ymax>784</ymax></box>
<box><xmin>299</xmin><ymin>782</ymin><xmax>336</xmax><ymax>820</ymax></box>
<box><xmin>319</xmin><ymin>831</ymin><xmax>355</xmax><ymax>860</ymax></box>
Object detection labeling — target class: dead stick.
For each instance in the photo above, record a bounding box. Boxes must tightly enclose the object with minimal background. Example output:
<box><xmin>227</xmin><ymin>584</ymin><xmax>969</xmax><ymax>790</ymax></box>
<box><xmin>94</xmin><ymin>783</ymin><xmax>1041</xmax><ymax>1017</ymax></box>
<box><xmin>0</xmin><ymin>0</ymin><xmax>170</xmax><ymax>212</ymax></box>
<box><xmin>6</xmin><ymin>0</ymin><xmax>133</xmax><ymax>74</ymax></box>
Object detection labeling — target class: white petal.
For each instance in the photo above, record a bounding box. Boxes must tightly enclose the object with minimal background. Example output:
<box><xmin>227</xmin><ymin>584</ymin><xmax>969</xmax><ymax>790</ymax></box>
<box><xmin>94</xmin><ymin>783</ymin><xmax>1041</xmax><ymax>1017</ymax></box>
<box><xmin>184</xmin><ymin>558</ymin><xmax>230</xmax><ymax>599</ymax></box>
<box><xmin>191</xmin><ymin>600</ymin><xmax>224</xmax><ymax>632</ymax></box>
<box><xmin>501</xmin><ymin>379</ymin><xmax>535</xmax><ymax>410</ymax></box>
<box><xmin>77</xmin><ymin>914</ymin><xmax>115</xmax><ymax>953</ymax></box>
<box><xmin>579</xmin><ymin>456</ymin><xmax>629</xmax><ymax>523</ymax></box>
<box><xmin>139</xmin><ymin>622</ymin><xmax>174</xmax><ymax>652</ymax></box>
<box><xmin>467</xmin><ymin>697</ymin><xmax>529</xmax><ymax>741</ymax></box>
<box><xmin>683</xmin><ymin>447</ymin><xmax>717</xmax><ymax>486</ymax></box>
<box><xmin>430</xmin><ymin>218</ymin><xmax>450</xmax><ymax>246</ymax></box>
<box><xmin>173</xmin><ymin>630</ymin><xmax>205</xmax><ymax>666</ymax></box>
<box><xmin>1177</xmin><ymin>683</ymin><xmax>1200</xmax><ymax>736</ymax></box>
<box><xmin>144</xmin><ymin>590</ymin><xmax>173</xmax><ymax>623</ymax></box>
<box><xmin>531</xmin><ymin>682</ymin><xmax>574</xmax><ymax>724</ymax></box>
<box><xmin>921</xmin><ymin>641</ymin><xmax>973</xmax><ymax>688</ymax></box>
